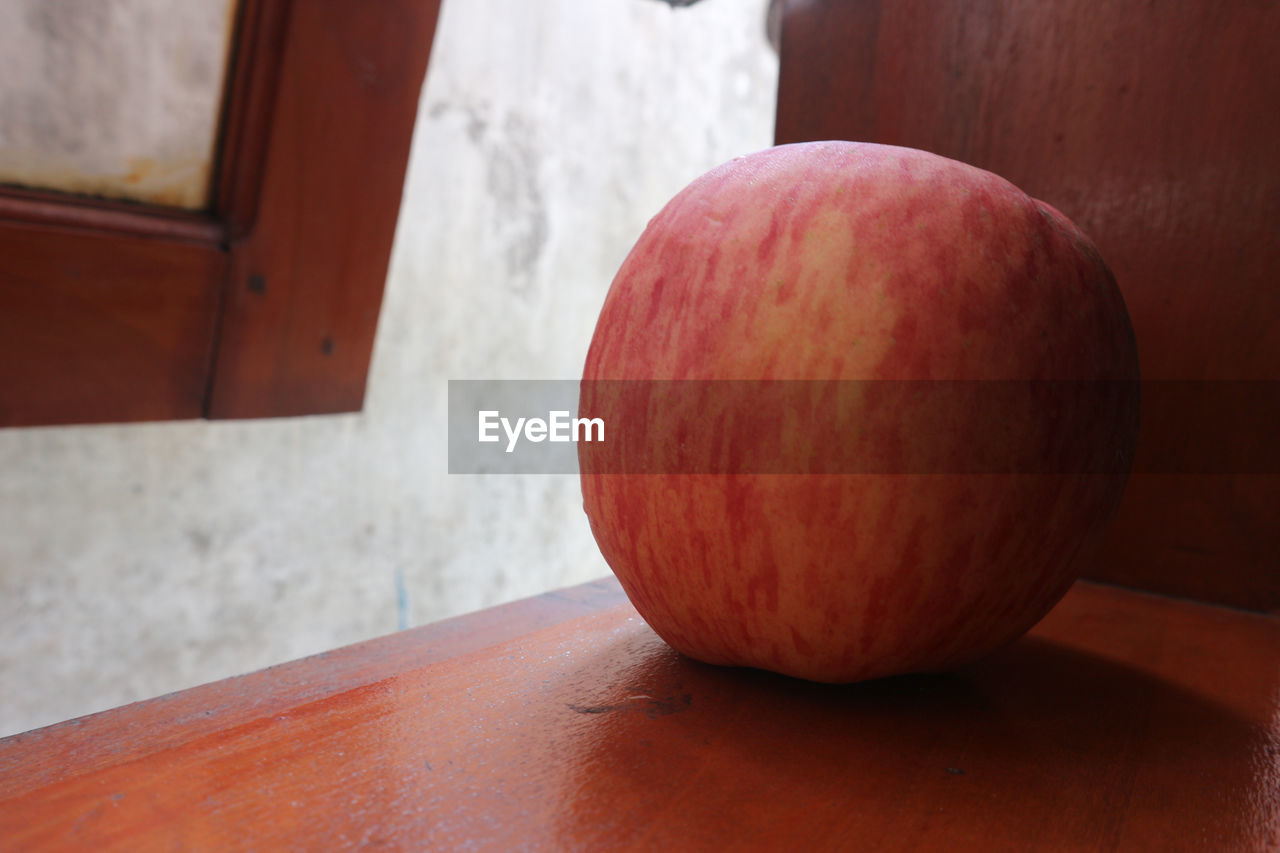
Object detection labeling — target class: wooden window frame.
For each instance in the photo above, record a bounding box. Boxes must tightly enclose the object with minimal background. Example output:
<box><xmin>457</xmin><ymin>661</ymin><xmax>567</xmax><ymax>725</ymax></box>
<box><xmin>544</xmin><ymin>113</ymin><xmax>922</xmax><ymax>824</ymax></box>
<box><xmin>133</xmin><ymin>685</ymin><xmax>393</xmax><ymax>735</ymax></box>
<box><xmin>0</xmin><ymin>0</ymin><xmax>442</xmax><ymax>426</ymax></box>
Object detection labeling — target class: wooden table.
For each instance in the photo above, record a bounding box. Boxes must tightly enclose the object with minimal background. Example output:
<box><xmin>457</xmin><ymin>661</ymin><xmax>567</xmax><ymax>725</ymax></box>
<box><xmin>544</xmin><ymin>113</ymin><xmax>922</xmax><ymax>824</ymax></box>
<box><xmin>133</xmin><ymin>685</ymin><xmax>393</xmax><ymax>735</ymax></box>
<box><xmin>1</xmin><ymin>577</ymin><xmax>1277</xmax><ymax>851</ymax></box>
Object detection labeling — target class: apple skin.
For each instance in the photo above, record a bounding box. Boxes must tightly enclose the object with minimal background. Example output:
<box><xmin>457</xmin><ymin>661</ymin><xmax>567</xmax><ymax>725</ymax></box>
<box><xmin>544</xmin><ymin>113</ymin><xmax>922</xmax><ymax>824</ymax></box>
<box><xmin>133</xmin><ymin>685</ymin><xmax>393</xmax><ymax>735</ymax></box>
<box><xmin>579</xmin><ymin>142</ymin><xmax>1139</xmax><ymax>683</ymax></box>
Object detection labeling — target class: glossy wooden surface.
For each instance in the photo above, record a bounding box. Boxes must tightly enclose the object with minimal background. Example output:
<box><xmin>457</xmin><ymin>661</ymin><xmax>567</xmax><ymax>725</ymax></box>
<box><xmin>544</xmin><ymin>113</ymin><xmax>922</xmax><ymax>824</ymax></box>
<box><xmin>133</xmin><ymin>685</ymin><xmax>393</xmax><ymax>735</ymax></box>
<box><xmin>2</xmin><ymin>578</ymin><xmax>1277</xmax><ymax>851</ymax></box>
<box><xmin>775</xmin><ymin>0</ymin><xmax>1280</xmax><ymax>611</ymax></box>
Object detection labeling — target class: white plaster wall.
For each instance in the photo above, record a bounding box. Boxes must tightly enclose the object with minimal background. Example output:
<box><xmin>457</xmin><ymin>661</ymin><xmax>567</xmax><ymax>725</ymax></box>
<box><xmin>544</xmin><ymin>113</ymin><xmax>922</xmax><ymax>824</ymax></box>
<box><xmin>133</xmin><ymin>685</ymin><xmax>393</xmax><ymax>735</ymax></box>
<box><xmin>0</xmin><ymin>0</ymin><xmax>777</xmax><ymax>737</ymax></box>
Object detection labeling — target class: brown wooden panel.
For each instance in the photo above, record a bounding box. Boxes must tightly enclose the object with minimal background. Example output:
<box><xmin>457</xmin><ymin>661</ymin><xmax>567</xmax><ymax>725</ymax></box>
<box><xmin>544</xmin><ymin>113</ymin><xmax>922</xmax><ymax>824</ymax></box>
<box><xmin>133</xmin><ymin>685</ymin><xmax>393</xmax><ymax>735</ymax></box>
<box><xmin>1</xmin><ymin>577</ymin><xmax>1276</xmax><ymax>850</ymax></box>
<box><xmin>776</xmin><ymin>0</ymin><xmax>1280</xmax><ymax>610</ymax></box>
<box><xmin>206</xmin><ymin>0</ymin><xmax>442</xmax><ymax>418</ymax></box>
<box><xmin>0</xmin><ymin>221</ymin><xmax>225</xmax><ymax>426</ymax></box>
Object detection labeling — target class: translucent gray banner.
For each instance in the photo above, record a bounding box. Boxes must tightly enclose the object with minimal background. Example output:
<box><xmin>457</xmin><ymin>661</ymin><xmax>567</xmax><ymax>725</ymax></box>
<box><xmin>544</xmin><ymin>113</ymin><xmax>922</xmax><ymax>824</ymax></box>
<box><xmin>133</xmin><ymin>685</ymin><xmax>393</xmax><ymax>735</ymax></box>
<box><xmin>448</xmin><ymin>380</ymin><xmax>585</xmax><ymax>474</ymax></box>
<box><xmin>447</xmin><ymin>380</ymin><xmax>1279</xmax><ymax>475</ymax></box>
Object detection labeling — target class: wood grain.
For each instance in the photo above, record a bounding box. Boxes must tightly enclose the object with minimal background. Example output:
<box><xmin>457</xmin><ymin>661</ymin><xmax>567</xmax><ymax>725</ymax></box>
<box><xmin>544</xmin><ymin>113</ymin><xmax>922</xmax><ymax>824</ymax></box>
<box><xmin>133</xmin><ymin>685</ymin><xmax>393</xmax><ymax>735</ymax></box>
<box><xmin>775</xmin><ymin>0</ymin><xmax>1280</xmax><ymax>611</ymax></box>
<box><xmin>0</xmin><ymin>578</ymin><xmax>1275</xmax><ymax>850</ymax></box>
<box><xmin>0</xmin><ymin>220</ymin><xmax>225</xmax><ymax>426</ymax></box>
<box><xmin>205</xmin><ymin>0</ymin><xmax>443</xmax><ymax>418</ymax></box>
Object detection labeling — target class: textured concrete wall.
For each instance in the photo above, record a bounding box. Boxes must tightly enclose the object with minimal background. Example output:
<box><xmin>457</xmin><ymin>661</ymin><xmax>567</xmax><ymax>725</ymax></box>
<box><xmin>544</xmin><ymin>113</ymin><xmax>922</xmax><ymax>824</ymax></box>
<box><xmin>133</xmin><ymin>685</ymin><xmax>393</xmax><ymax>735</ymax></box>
<box><xmin>0</xmin><ymin>0</ymin><xmax>777</xmax><ymax>737</ymax></box>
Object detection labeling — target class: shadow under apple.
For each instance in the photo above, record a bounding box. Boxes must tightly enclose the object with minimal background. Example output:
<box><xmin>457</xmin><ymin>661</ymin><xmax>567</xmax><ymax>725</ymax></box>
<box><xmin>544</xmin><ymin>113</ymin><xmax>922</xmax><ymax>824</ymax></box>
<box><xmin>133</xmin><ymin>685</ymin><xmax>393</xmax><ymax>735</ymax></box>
<box><xmin>541</xmin><ymin>621</ymin><xmax>1275</xmax><ymax>851</ymax></box>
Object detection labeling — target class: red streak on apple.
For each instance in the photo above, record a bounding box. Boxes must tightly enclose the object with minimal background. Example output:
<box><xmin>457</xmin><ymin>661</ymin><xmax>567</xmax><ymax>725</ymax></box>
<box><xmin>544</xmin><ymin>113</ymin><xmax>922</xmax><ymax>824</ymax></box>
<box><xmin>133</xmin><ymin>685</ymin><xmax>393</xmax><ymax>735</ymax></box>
<box><xmin>579</xmin><ymin>142</ymin><xmax>1139</xmax><ymax>683</ymax></box>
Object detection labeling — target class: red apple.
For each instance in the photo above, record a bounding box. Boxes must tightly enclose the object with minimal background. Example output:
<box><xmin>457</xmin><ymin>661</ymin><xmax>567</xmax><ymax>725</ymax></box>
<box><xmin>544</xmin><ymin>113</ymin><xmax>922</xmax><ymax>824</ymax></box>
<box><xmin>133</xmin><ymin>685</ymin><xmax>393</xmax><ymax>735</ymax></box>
<box><xmin>579</xmin><ymin>142</ymin><xmax>1139</xmax><ymax>683</ymax></box>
